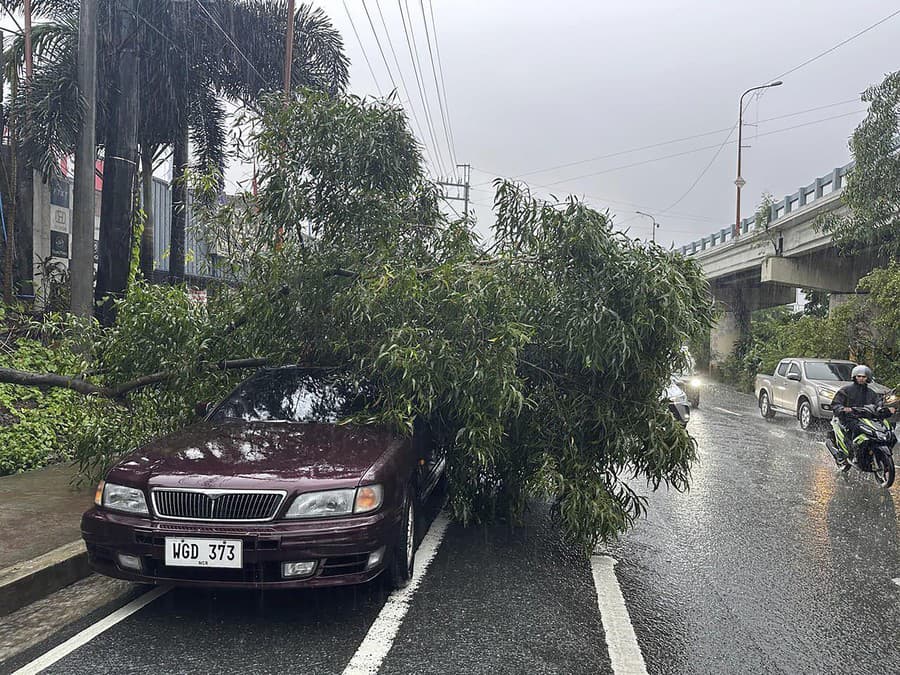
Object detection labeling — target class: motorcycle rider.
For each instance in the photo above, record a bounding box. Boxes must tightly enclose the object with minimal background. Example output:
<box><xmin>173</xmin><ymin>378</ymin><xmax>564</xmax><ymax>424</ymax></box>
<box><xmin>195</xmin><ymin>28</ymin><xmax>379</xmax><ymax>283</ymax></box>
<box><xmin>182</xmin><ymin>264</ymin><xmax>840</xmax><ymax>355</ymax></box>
<box><xmin>830</xmin><ymin>365</ymin><xmax>896</xmax><ymax>465</ymax></box>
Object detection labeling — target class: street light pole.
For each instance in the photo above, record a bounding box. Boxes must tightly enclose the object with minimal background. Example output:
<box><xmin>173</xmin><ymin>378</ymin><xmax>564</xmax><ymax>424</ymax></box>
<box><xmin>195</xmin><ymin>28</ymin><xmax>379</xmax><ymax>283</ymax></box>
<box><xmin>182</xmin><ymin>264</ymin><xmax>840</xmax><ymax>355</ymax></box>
<box><xmin>733</xmin><ymin>80</ymin><xmax>782</xmax><ymax>240</ymax></box>
<box><xmin>635</xmin><ymin>211</ymin><xmax>659</xmax><ymax>244</ymax></box>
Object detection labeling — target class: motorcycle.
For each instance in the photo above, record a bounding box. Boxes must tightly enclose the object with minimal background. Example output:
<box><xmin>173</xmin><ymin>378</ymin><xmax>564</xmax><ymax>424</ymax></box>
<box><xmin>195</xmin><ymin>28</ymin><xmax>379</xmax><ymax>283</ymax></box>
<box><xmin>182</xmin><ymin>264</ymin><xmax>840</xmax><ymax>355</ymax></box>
<box><xmin>824</xmin><ymin>394</ymin><xmax>899</xmax><ymax>488</ymax></box>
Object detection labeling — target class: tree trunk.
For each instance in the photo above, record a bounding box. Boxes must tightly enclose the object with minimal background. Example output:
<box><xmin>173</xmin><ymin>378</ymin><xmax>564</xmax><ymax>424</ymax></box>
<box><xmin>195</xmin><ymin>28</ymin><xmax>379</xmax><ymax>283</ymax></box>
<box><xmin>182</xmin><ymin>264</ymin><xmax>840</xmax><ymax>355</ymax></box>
<box><xmin>139</xmin><ymin>148</ymin><xmax>155</xmax><ymax>280</ymax></box>
<box><xmin>169</xmin><ymin>127</ymin><xmax>188</xmax><ymax>284</ymax></box>
<box><xmin>0</xmin><ymin>28</ymin><xmax>10</xmax><ymax>305</ymax></box>
<box><xmin>71</xmin><ymin>0</ymin><xmax>98</xmax><ymax>317</ymax></box>
<box><xmin>95</xmin><ymin>0</ymin><xmax>139</xmax><ymax>324</ymax></box>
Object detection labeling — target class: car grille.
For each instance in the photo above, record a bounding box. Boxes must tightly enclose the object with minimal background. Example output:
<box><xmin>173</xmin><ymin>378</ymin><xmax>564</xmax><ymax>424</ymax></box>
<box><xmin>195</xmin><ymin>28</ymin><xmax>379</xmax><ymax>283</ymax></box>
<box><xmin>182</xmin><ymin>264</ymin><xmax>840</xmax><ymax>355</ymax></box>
<box><xmin>151</xmin><ymin>489</ymin><xmax>286</xmax><ymax>522</ymax></box>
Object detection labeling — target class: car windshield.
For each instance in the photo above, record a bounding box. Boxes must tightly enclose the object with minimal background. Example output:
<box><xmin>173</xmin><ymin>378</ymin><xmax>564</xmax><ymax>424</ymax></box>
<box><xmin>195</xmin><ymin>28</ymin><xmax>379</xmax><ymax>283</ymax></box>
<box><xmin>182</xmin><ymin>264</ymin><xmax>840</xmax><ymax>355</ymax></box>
<box><xmin>804</xmin><ymin>362</ymin><xmax>854</xmax><ymax>382</ymax></box>
<box><xmin>209</xmin><ymin>369</ymin><xmax>372</xmax><ymax>423</ymax></box>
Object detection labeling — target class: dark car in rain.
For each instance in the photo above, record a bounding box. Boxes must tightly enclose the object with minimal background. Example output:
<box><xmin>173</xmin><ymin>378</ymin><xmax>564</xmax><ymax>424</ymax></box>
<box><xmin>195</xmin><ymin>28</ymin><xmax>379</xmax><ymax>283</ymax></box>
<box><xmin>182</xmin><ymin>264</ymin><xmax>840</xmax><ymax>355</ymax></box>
<box><xmin>81</xmin><ymin>367</ymin><xmax>445</xmax><ymax>590</ymax></box>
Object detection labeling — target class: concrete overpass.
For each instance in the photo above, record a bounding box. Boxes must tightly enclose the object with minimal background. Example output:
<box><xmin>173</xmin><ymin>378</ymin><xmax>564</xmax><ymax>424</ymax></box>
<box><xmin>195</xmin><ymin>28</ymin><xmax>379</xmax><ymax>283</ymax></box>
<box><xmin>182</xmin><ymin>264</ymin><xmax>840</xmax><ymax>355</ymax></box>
<box><xmin>675</xmin><ymin>160</ymin><xmax>876</xmax><ymax>366</ymax></box>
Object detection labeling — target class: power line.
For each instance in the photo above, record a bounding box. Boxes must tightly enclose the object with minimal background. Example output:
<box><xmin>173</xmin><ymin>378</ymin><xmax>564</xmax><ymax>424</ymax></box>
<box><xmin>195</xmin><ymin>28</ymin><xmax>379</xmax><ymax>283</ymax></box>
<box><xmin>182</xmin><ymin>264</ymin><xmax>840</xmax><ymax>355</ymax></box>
<box><xmin>539</xmin><ymin>110</ymin><xmax>864</xmax><ymax>187</ymax></box>
<box><xmin>772</xmin><ymin>8</ymin><xmax>900</xmax><ymax>81</ymax></box>
<box><xmin>468</xmin><ymin>182</ymin><xmax>723</xmax><ymax>223</ymax></box>
<box><xmin>472</xmin><ymin>110</ymin><xmax>863</xmax><ymax>224</ymax></box>
<box><xmin>361</xmin><ymin>0</ymin><xmax>397</xmax><ymax>92</ymax></box>
<box><xmin>193</xmin><ymin>0</ymin><xmax>265</xmax><ymax>85</ymax></box>
<box><xmin>397</xmin><ymin>0</ymin><xmax>446</xmax><ymax>175</ymax></box>
<box><xmin>659</xmin><ymin>8</ymin><xmax>900</xmax><ymax>215</ymax></box>
<box><xmin>360</xmin><ymin>0</ymin><xmax>436</xmax><ymax>171</ymax></box>
<box><xmin>419</xmin><ymin>0</ymin><xmax>456</xmax><ymax>168</ymax></box>
<box><xmin>343</xmin><ymin>0</ymin><xmax>383</xmax><ymax>94</ymax></box>
<box><xmin>363</xmin><ymin>0</ymin><xmax>434</xmax><ymax>172</ymax></box>
<box><xmin>427</xmin><ymin>0</ymin><xmax>458</xmax><ymax>168</ymax></box>
<box><xmin>472</xmin><ymin>98</ymin><xmax>860</xmax><ymax>188</ymax></box>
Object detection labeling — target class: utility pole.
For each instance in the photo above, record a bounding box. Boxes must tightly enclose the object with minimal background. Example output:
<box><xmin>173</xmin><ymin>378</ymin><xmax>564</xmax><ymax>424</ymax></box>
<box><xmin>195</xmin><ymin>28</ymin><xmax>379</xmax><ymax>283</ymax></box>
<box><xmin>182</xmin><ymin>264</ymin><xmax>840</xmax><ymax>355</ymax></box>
<box><xmin>284</xmin><ymin>0</ymin><xmax>296</xmax><ymax>98</ymax></box>
<box><xmin>71</xmin><ymin>0</ymin><xmax>98</xmax><ymax>317</ymax></box>
<box><xmin>436</xmin><ymin>164</ymin><xmax>470</xmax><ymax>222</ymax></box>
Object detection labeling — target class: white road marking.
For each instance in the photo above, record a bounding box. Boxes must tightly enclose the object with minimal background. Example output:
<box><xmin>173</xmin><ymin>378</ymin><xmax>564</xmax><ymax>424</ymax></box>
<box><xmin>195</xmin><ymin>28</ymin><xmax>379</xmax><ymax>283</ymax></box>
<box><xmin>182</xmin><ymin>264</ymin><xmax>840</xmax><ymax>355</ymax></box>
<box><xmin>590</xmin><ymin>555</ymin><xmax>648</xmax><ymax>675</ymax></box>
<box><xmin>342</xmin><ymin>513</ymin><xmax>451</xmax><ymax>675</ymax></box>
<box><xmin>13</xmin><ymin>585</ymin><xmax>170</xmax><ymax>675</ymax></box>
<box><xmin>713</xmin><ymin>406</ymin><xmax>742</xmax><ymax>417</ymax></box>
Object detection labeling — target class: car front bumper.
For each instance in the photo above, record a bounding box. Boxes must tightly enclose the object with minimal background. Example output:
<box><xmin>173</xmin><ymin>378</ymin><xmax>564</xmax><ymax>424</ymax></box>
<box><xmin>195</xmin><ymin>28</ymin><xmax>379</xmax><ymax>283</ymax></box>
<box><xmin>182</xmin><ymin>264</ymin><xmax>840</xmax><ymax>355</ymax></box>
<box><xmin>81</xmin><ymin>506</ymin><xmax>401</xmax><ymax>590</ymax></box>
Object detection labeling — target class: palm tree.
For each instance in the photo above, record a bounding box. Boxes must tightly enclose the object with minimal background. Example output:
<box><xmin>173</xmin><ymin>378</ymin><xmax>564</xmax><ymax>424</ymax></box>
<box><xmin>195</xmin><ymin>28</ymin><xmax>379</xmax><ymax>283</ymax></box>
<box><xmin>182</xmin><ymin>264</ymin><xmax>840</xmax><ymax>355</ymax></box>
<box><xmin>2</xmin><ymin>0</ymin><xmax>348</xmax><ymax>314</ymax></box>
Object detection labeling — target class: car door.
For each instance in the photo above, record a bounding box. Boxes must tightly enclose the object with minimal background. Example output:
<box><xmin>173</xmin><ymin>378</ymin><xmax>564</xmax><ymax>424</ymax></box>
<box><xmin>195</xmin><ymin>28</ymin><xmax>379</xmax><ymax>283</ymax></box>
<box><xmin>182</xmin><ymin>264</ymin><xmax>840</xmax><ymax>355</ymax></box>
<box><xmin>412</xmin><ymin>418</ymin><xmax>445</xmax><ymax>501</ymax></box>
<box><xmin>772</xmin><ymin>360</ymin><xmax>789</xmax><ymax>408</ymax></box>
<box><xmin>781</xmin><ymin>361</ymin><xmax>802</xmax><ymax>410</ymax></box>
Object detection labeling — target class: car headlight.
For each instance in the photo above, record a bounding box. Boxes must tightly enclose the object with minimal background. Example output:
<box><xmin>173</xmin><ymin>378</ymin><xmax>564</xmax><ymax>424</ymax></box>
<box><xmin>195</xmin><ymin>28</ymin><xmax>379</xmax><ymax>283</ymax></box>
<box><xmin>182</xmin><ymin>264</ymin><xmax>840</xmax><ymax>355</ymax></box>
<box><xmin>97</xmin><ymin>481</ymin><xmax>149</xmax><ymax>515</ymax></box>
<box><xmin>284</xmin><ymin>485</ymin><xmax>384</xmax><ymax>519</ymax></box>
<box><xmin>690</xmin><ymin>378</ymin><xmax>701</xmax><ymax>387</ymax></box>
<box><xmin>817</xmin><ymin>387</ymin><xmax>837</xmax><ymax>399</ymax></box>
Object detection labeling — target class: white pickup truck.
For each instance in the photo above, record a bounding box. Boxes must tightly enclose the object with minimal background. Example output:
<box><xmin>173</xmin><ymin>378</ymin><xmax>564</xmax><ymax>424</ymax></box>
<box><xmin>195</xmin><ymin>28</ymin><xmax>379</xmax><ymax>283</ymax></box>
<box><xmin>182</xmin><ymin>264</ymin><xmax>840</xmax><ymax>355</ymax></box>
<box><xmin>754</xmin><ymin>358</ymin><xmax>889</xmax><ymax>430</ymax></box>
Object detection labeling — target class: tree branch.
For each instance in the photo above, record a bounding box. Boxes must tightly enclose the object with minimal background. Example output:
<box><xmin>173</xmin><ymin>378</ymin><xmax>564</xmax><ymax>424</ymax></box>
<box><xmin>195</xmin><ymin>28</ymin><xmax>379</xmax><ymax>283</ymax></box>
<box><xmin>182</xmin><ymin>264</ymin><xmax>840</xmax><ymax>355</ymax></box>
<box><xmin>0</xmin><ymin>358</ymin><xmax>272</xmax><ymax>401</ymax></box>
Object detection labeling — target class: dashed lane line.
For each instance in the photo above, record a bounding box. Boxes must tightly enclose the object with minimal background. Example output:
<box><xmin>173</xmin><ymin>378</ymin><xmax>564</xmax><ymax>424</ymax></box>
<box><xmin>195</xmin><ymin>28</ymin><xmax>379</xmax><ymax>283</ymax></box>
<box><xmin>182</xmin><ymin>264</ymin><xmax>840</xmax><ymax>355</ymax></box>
<box><xmin>13</xmin><ymin>585</ymin><xmax>170</xmax><ymax>675</ymax></box>
<box><xmin>590</xmin><ymin>555</ymin><xmax>648</xmax><ymax>675</ymax></box>
<box><xmin>342</xmin><ymin>513</ymin><xmax>451</xmax><ymax>675</ymax></box>
<box><xmin>713</xmin><ymin>406</ymin><xmax>742</xmax><ymax>417</ymax></box>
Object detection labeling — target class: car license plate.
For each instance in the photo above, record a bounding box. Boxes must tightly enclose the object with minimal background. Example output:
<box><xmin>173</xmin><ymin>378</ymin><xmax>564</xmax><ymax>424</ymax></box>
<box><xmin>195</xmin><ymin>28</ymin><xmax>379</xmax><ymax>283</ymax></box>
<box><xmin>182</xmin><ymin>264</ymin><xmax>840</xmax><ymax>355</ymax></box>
<box><xmin>164</xmin><ymin>538</ymin><xmax>243</xmax><ymax>569</ymax></box>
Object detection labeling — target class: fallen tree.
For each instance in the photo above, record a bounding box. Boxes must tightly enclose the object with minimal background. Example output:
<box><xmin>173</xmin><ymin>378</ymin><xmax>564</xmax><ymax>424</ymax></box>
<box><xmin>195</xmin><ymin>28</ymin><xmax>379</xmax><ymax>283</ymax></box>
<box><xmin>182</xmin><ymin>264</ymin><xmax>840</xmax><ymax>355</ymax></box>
<box><xmin>0</xmin><ymin>92</ymin><xmax>714</xmax><ymax>550</ymax></box>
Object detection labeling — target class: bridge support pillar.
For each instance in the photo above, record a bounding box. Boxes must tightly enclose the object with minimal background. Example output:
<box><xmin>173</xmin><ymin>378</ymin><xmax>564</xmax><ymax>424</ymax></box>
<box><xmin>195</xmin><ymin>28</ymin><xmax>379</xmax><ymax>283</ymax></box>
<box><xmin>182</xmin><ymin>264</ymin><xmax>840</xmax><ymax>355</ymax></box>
<box><xmin>709</xmin><ymin>288</ymin><xmax>750</xmax><ymax>371</ymax></box>
<box><xmin>710</xmin><ymin>310</ymin><xmax>745</xmax><ymax>371</ymax></box>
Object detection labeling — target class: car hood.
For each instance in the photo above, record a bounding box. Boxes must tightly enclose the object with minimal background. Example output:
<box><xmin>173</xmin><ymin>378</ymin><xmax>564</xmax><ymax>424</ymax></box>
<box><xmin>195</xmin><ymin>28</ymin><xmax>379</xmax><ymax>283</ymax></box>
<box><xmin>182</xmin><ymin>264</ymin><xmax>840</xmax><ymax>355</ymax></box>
<box><xmin>809</xmin><ymin>380</ymin><xmax>890</xmax><ymax>395</ymax></box>
<box><xmin>107</xmin><ymin>421</ymin><xmax>403</xmax><ymax>492</ymax></box>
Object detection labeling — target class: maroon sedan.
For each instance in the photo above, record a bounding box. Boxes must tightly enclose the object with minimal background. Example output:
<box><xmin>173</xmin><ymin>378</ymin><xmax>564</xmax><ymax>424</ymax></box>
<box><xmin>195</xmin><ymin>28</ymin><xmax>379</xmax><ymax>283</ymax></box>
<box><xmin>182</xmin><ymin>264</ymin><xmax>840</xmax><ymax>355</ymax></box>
<box><xmin>81</xmin><ymin>367</ymin><xmax>444</xmax><ymax>590</ymax></box>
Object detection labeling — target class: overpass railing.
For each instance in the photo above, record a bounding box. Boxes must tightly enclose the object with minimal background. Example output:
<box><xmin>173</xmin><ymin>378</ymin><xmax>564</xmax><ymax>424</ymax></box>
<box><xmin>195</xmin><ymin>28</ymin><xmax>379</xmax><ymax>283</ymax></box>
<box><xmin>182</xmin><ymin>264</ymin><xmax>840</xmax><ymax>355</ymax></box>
<box><xmin>678</xmin><ymin>160</ymin><xmax>854</xmax><ymax>256</ymax></box>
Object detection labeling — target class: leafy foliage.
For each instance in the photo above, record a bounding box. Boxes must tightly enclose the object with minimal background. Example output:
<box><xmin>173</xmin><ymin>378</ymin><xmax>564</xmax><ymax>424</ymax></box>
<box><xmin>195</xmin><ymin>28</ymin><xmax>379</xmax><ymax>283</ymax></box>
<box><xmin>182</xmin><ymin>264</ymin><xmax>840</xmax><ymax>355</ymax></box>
<box><xmin>0</xmin><ymin>320</ymin><xmax>83</xmax><ymax>474</ymax></box>
<box><xmin>823</xmin><ymin>71</ymin><xmax>900</xmax><ymax>258</ymax></box>
<box><xmin>1</xmin><ymin>92</ymin><xmax>715</xmax><ymax>551</ymax></box>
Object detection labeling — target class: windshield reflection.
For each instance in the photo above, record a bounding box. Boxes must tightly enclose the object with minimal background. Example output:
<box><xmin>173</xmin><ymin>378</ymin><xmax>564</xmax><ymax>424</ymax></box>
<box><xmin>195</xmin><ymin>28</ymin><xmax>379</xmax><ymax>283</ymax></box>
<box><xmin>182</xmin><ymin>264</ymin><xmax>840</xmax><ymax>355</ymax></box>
<box><xmin>210</xmin><ymin>368</ymin><xmax>371</xmax><ymax>423</ymax></box>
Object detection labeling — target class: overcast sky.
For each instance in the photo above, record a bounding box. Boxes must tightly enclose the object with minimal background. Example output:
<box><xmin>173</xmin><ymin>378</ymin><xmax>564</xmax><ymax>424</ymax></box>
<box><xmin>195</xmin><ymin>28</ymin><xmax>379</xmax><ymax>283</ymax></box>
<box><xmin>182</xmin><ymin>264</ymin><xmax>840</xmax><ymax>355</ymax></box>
<box><xmin>311</xmin><ymin>0</ymin><xmax>898</xmax><ymax>248</ymax></box>
<box><xmin>2</xmin><ymin>1</ymin><xmax>896</xmax><ymax>250</ymax></box>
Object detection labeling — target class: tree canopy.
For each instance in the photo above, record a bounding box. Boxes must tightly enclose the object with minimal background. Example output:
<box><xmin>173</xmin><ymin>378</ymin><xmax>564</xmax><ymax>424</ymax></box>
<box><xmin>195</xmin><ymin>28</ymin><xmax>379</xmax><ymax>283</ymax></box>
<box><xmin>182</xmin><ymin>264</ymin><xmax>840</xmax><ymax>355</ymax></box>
<box><xmin>824</xmin><ymin>70</ymin><xmax>900</xmax><ymax>259</ymax></box>
<box><xmin>0</xmin><ymin>91</ymin><xmax>714</xmax><ymax>551</ymax></box>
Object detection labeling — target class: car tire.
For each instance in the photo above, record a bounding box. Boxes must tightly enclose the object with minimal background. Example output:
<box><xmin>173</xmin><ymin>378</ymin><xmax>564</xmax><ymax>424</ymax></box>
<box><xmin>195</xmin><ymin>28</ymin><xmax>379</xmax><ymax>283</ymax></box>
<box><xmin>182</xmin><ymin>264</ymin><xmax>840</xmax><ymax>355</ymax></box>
<box><xmin>386</xmin><ymin>490</ymin><xmax>416</xmax><ymax>590</ymax></box>
<box><xmin>759</xmin><ymin>391</ymin><xmax>776</xmax><ymax>419</ymax></box>
<box><xmin>798</xmin><ymin>399</ymin><xmax>814</xmax><ymax>431</ymax></box>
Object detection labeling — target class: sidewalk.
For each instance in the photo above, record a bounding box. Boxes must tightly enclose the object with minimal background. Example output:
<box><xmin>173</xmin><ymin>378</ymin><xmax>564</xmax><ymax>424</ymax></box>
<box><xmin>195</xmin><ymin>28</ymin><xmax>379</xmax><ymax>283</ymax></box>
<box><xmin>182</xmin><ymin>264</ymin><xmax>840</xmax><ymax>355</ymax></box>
<box><xmin>0</xmin><ymin>463</ymin><xmax>95</xmax><ymax>615</ymax></box>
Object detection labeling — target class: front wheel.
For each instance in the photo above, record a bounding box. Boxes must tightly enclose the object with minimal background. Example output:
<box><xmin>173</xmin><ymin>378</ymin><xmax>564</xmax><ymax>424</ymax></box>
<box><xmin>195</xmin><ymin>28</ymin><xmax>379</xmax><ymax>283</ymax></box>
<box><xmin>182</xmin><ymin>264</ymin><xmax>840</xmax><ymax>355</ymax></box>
<box><xmin>798</xmin><ymin>400</ymin><xmax>814</xmax><ymax>431</ymax></box>
<box><xmin>386</xmin><ymin>492</ymin><xmax>416</xmax><ymax>590</ymax></box>
<box><xmin>760</xmin><ymin>391</ymin><xmax>775</xmax><ymax>419</ymax></box>
<box><xmin>873</xmin><ymin>448</ymin><xmax>895</xmax><ymax>489</ymax></box>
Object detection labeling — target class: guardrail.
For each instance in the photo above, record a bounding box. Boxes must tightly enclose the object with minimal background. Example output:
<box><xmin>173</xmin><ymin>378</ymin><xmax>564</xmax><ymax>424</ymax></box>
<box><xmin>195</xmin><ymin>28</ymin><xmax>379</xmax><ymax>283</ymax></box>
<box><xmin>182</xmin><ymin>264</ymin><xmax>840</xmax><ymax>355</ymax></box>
<box><xmin>678</xmin><ymin>160</ymin><xmax>853</xmax><ymax>256</ymax></box>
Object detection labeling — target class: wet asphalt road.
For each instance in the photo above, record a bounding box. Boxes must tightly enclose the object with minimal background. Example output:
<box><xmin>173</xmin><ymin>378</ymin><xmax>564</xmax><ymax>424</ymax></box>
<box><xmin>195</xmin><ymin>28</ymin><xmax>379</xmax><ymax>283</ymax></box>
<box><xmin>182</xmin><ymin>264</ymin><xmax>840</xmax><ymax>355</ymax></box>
<box><xmin>6</xmin><ymin>383</ymin><xmax>900</xmax><ymax>674</ymax></box>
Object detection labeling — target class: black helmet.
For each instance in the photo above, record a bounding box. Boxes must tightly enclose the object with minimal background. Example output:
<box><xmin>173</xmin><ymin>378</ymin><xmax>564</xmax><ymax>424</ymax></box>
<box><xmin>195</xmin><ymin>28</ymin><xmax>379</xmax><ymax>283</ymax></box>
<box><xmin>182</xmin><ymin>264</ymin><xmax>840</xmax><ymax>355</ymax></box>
<box><xmin>851</xmin><ymin>364</ymin><xmax>873</xmax><ymax>382</ymax></box>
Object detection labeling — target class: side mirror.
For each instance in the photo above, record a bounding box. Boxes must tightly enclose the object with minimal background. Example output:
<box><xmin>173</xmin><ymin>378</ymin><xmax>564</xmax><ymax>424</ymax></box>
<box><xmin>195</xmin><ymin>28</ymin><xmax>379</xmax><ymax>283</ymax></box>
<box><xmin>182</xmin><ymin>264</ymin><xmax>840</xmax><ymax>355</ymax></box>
<box><xmin>786</xmin><ymin>373</ymin><xmax>801</xmax><ymax>382</ymax></box>
<box><xmin>194</xmin><ymin>402</ymin><xmax>213</xmax><ymax>418</ymax></box>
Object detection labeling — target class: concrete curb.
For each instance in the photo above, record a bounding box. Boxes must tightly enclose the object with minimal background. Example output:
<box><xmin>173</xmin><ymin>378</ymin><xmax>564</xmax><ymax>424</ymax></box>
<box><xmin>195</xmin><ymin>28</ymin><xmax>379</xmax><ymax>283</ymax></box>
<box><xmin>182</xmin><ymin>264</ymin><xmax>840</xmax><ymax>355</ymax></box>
<box><xmin>0</xmin><ymin>541</ymin><xmax>90</xmax><ymax>617</ymax></box>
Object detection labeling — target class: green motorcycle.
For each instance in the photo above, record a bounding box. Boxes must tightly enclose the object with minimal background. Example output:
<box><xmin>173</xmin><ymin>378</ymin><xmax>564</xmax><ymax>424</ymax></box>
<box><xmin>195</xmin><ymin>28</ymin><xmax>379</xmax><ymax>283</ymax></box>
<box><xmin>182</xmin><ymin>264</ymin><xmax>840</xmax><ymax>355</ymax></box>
<box><xmin>825</xmin><ymin>399</ymin><xmax>898</xmax><ymax>488</ymax></box>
